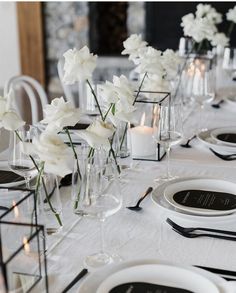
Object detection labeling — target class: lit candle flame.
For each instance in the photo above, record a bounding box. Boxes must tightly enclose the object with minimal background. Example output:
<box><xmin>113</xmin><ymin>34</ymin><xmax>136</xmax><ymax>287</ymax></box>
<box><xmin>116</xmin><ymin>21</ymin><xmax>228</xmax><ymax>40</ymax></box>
<box><xmin>13</xmin><ymin>201</ymin><xmax>19</xmax><ymax>218</ymax></box>
<box><xmin>200</xmin><ymin>63</ymin><xmax>206</xmax><ymax>73</ymax></box>
<box><xmin>23</xmin><ymin>237</ymin><xmax>30</xmax><ymax>254</ymax></box>
<box><xmin>140</xmin><ymin>112</ymin><xmax>146</xmax><ymax>126</ymax></box>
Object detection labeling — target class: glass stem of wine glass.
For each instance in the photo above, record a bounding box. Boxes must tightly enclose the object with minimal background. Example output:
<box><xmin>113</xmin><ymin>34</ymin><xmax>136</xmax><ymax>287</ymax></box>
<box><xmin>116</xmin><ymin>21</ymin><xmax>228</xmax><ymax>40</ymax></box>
<box><xmin>166</xmin><ymin>145</ymin><xmax>171</xmax><ymax>180</ymax></box>
<box><xmin>24</xmin><ymin>176</ymin><xmax>30</xmax><ymax>189</ymax></box>
<box><xmin>100</xmin><ymin>218</ymin><xmax>105</xmax><ymax>254</ymax></box>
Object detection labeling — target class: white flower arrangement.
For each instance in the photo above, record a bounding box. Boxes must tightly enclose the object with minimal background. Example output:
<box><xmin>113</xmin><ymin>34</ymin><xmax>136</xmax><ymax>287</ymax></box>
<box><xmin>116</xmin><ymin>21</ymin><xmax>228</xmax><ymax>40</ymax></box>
<box><xmin>121</xmin><ymin>34</ymin><xmax>147</xmax><ymax>62</ymax></box>
<box><xmin>226</xmin><ymin>6</ymin><xmax>236</xmax><ymax>23</ymax></box>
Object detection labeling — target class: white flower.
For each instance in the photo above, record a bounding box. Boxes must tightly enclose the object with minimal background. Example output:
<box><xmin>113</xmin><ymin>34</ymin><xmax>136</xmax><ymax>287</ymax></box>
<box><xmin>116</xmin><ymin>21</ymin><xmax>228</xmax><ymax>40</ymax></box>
<box><xmin>76</xmin><ymin>119</ymin><xmax>115</xmax><ymax>149</ymax></box>
<box><xmin>227</xmin><ymin>6</ymin><xmax>236</xmax><ymax>23</ymax></box>
<box><xmin>100</xmin><ymin>75</ymin><xmax>135</xmax><ymax>111</ymax></box>
<box><xmin>0</xmin><ymin>89</ymin><xmax>25</xmax><ymax>131</ymax></box>
<box><xmin>121</xmin><ymin>34</ymin><xmax>147</xmax><ymax>61</ymax></box>
<box><xmin>161</xmin><ymin>49</ymin><xmax>181</xmax><ymax>80</ymax></box>
<box><xmin>23</xmin><ymin>132</ymin><xmax>73</xmax><ymax>177</ymax></box>
<box><xmin>41</xmin><ymin>97</ymin><xmax>81</xmax><ymax>132</ymax></box>
<box><xmin>0</xmin><ymin>111</ymin><xmax>25</xmax><ymax>131</ymax></box>
<box><xmin>210</xmin><ymin>32</ymin><xmax>229</xmax><ymax>47</ymax></box>
<box><xmin>181</xmin><ymin>11</ymin><xmax>218</xmax><ymax>43</ymax></box>
<box><xmin>196</xmin><ymin>4</ymin><xmax>222</xmax><ymax>24</ymax></box>
<box><xmin>136</xmin><ymin>47</ymin><xmax>164</xmax><ymax>76</ymax></box>
<box><xmin>143</xmin><ymin>75</ymin><xmax>170</xmax><ymax>93</ymax></box>
<box><xmin>63</xmin><ymin>46</ymin><xmax>97</xmax><ymax>84</ymax></box>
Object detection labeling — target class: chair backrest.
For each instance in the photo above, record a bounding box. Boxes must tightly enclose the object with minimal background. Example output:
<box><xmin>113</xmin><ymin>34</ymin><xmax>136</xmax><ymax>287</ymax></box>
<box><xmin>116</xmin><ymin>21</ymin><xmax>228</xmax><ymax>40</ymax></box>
<box><xmin>57</xmin><ymin>58</ymin><xmax>77</xmax><ymax>107</ymax></box>
<box><xmin>4</xmin><ymin>75</ymin><xmax>48</xmax><ymax>125</ymax></box>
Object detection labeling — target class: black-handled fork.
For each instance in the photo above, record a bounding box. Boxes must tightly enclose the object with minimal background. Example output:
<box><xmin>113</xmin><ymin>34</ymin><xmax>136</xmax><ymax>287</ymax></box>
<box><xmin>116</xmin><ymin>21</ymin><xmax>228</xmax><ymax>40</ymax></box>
<box><xmin>211</xmin><ymin>100</ymin><xmax>224</xmax><ymax>109</ymax></box>
<box><xmin>209</xmin><ymin>148</ymin><xmax>236</xmax><ymax>161</ymax></box>
<box><xmin>166</xmin><ymin>218</ymin><xmax>236</xmax><ymax>236</ymax></box>
<box><xmin>173</xmin><ymin>228</ymin><xmax>236</xmax><ymax>241</ymax></box>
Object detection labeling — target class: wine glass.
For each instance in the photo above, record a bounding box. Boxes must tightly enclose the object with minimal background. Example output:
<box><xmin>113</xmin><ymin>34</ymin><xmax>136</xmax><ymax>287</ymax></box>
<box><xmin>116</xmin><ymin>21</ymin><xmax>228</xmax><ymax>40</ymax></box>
<box><xmin>8</xmin><ymin>125</ymin><xmax>38</xmax><ymax>188</ymax></box>
<box><xmin>153</xmin><ymin>103</ymin><xmax>183</xmax><ymax>182</ymax></box>
<box><xmin>222</xmin><ymin>47</ymin><xmax>236</xmax><ymax>80</ymax></box>
<box><xmin>191</xmin><ymin>61</ymin><xmax>215</xmax><ymax>132</ymax></box>
<box><xmin>72</xmin><ymin>150</ymin><xmax>122</xmax><ymax>268</ymax></box>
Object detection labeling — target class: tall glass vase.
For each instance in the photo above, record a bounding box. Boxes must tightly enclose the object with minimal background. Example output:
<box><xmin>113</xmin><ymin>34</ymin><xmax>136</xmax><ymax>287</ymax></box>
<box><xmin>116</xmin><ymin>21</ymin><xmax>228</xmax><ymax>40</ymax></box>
<box><xmin>38</xmin><ymin>173</ymin><xmax>63</xmax><ymax>235</ymax></box>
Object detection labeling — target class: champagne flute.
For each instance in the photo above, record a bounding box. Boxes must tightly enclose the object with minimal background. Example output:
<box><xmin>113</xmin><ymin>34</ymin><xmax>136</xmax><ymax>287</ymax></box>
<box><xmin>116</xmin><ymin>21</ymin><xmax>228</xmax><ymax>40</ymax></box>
<box><xmin>153</xmin><ymin>103</ymin><xmax>183</xmax><ymax>182</ymax></box>
<box><xmin>72</xmin><ymin>151</ymin><xmax>122</xmax><ymax>268</ymax></box>
<box><xmin>8</xmin><ymin>125</ymin><xmax>38</xmax><ymax>188</ymax></box>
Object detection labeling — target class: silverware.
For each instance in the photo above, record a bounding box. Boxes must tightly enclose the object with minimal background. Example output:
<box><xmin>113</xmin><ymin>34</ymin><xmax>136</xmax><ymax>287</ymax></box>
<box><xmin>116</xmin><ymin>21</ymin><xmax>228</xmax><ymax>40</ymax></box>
<box><xmin>209</xmin><ymin>147</ymin><xmax>236</xmax><ymax>161</ymax></box>
<box><xmin>196</xmin><ymin>265</ymin><xmax>236</xmax><ymax>281</ymax></box>
<box><xmin>166</xmin><ymin>218</ymin><xmax>236</xmax><ymax>236</ymax></box>
<box><xmin>211</xmin><ymin>100</ymin><xmax>224</xmax><ymax>109</ymax></box>
<box><xmin>126</xmin><ymin>187</ymin><xmax>153</xmax><ymax>211</ymax></box>
<box><xmin>62</xmin><ymin>268</ymin><xmax>88</xmax><ymax>293</ymax></box>
<box><xmin>172</xmin><ymin>228</ymin><xmax>236</xmax><ymax>241</ymax></box>
<box><xmin>180</xmin><ymin>135</ymin><xmax>196</xmax><ymax>148</ymax></box>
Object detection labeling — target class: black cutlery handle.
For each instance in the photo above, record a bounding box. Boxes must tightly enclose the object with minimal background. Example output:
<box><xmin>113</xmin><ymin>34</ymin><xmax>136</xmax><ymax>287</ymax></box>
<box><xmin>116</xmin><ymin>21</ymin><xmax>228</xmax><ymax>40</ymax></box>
<box><xmin>197</xmin><ymin>227</ymin><xmax>236</xmax><ymax>236</ymax></box>
<box><xmin>137</xmin><ymin>187</ymin><xmax>153</xmax><ymax>206</ymax></box>
<box><xmin>201</xmin><ymin>233</ymin><xmax>236</xmax><ymax>241</ymax></box>
<box><xmin>62</xmin><ymin>268</ymin><xmax>88</xmax><ymax>293</ymax></box>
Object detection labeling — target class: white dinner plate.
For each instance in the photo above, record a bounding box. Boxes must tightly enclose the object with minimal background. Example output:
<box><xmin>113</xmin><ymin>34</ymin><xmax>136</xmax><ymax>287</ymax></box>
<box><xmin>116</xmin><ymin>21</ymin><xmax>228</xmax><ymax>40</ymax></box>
<box><xmin>152</xmin><ymin>177</ymin><xmax>236</xmax><ymax>222</ymax></box>
<box><xmin>164</xmin><ymin>179</ymin><xmax>236</xmax><ymax>216</ymax></box>
<box><xmin>78</xmin><ymin>259</ymin><xmax>227</xmax><ymax>293</ymax></box>
<box><xmin>197</xmin><ymin>128</ymin><xmax>236</xmax><ymax>153</ymax></box>
<box><xmin>211</xmin><ymin>127</ymin><xmax>236</xmax><ymax>147</ymax></box>
<box><xmin>96</xmin><ymin>264</ymin><xmax>219</xmax><ymax>293</ymax></box>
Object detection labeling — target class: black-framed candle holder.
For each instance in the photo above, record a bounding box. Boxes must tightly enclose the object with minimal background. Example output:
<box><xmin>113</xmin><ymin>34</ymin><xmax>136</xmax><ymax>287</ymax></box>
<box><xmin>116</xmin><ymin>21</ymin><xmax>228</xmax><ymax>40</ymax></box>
<box><xmin>0</xmin><ymin>221</ymin><xmax>48</xmax><ymax>293</ymax></box>
<box><xmin>129</xmin><ymin>90</ymin><xmax>171</xmax><ymax>162</ymax></box>
<box><xmin>0</xmin><ymin>188</ymin><xmax>37</xmax><ymax>225</ymax></box>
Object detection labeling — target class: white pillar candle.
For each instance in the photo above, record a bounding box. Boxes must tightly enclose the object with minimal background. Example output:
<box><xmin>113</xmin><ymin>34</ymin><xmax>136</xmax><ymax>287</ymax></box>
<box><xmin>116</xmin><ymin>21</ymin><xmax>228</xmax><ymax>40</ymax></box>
<box><xmin>129</xmin><ymin>113</ymin><xmax>156</xmax><ymax>157</ymax></box>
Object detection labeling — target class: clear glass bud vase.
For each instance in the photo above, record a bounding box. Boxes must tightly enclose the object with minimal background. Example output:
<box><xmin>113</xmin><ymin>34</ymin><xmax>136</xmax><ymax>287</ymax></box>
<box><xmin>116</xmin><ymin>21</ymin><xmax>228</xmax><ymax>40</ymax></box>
<box><xmin>38</xmin><ymin>173</ymin><xmax>63</xmax><ymax>235</ymax></box>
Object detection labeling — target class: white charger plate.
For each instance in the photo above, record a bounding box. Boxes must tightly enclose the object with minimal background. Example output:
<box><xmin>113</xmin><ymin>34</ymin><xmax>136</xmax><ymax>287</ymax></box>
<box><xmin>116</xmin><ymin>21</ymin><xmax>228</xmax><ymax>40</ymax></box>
<box><xmin>152</xmin><ymin>177</ymin><xmax>236</xmax><ymax>222</ymax></box>
<box><xmin>211</xmin><ymin>127</ymin><xmax>236</xmax><ymax>147</ymax></box>
<box><xmin>164</xmin><ymin>179</ymin><xmax>236</xmax><ymax>216</ymax></box>
<box><xmin>78</xmin><ymin>259</ymin><xmax>227</xmax><ymax>293</ymax></box>
<box><xmin>197</xmin><ymin>129</ymin><xmax>236</xmax><ymax>153</ymax></box>
<box><xmin>96</xmin><ymin>264</ymin><xmax>219</xmax><ymax>293</ymax></box>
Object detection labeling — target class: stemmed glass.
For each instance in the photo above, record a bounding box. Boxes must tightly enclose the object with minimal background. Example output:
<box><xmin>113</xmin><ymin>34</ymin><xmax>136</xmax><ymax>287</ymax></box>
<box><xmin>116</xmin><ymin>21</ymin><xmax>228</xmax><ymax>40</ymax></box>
<box><xmin>8</xmin><ymin>125</ymin><xmax>38</xmax><ymax>188</ymax></box>
<box><xmin>191</xmin><ymin>62</ymin><xmax>215</xmax><ymax>132</ymax></box>
<box><xmin>222</xmin><ymin>47</ymin><xmax>236</xmax><ymax>80</ymax></box>
<box><xmin>153</xmin><ymin>103</ymin><xmax>183</xmax><ymax>182</ymax></box>
<box><xmin>72</xmin><ymin>149</ymin><xmax>122</xmax><ymax>268</ymax></box>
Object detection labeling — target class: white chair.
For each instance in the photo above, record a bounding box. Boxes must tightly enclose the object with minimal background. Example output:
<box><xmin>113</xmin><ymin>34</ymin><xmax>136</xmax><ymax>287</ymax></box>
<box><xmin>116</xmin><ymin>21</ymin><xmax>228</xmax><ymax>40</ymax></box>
<box><xmin>4</xmin><ymin>75</ymin><xmax>48</xmax><ymax>125</ymax></box>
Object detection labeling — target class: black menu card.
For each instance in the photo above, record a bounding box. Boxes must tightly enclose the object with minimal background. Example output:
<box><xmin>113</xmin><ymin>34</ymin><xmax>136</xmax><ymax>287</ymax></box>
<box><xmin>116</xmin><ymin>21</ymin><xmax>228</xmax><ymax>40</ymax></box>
<box><xmin>109</xmin><ymin>282</ymin><xmax>193</xmax><ymax>293</ymax></box>
<box><xmin>173</xmin><ymin>189</ymin><xmax>236</xmax><ymax>211</ymax></box>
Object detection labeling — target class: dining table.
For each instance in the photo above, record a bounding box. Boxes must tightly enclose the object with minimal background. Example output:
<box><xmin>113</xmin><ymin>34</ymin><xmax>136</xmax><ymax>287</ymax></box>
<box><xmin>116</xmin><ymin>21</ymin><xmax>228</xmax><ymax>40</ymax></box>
<box><xmin>1</xmin><ymin>94</ymin><xmax>236</xmax><ymax>293</ymax></box>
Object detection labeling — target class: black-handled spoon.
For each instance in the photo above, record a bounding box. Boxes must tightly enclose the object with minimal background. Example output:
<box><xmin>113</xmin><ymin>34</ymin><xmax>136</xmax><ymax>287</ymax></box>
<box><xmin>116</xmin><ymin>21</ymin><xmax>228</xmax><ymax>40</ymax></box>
<box><xmin>126</xmin><ymin>187</ymin><xmax>153</xmax><ymax>211</ymax></box>
<box><xmin>211</xmin><ymin>100</ymin><xmax>224</xmax><ymax>109</ymax></box>
<box><xmin>180</xmin><ymin>135</ymin><xmax>196</xmax><ymax>148</ymax></box>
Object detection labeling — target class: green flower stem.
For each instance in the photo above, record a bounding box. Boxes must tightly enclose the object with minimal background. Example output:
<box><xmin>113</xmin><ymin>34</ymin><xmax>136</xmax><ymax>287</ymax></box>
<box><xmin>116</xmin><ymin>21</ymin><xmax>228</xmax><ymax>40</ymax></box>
<box><xmin>228</xmin><ymin>22</ymin><xmax>235</xmax><ymax>38</ymax></box>
<box><xmin>88</xmin><ymin>147</ymin><xmax>95</xmax><ymax>158</ymax></box>
<box><xmin>86</xmin><ymin>79</ymin><xmax>104</xmax><ymax>120</ymax></box>
<box><xmin>119</xmin><ymin>72</ymin><xmax>147</xmax><ymax>151</ymax></box>
<box><xmin>109</xmin><ymin>133</ymin><xmax>120</xmax><ymax>174</ymax></box>
<box><xmin>103</xmin><ymin>103</ymin><xmax>114</xmax><ymax>121</ymax></box>
<box><xmin>64</xmin><ymin>127</ymin><xmax>82</xmax><ymax>211</ymax></box>
<box><xmin>40</xmin><ymin>164</ymin><xmax>63</xmax><ymax>227</ymax></box>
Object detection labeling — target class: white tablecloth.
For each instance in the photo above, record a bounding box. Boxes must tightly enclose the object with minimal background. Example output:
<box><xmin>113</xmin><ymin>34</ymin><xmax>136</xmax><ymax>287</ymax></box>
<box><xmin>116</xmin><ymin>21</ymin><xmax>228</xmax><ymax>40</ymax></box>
<box><xmin>1</xmin><ymin>102</ymin><xmax>236</xmax><ymax>292</ymax></box>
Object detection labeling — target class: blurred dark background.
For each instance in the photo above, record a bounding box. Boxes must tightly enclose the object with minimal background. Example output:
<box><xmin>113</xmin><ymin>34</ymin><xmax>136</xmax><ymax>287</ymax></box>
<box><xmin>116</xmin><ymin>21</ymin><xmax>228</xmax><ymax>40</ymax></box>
<box><xmin>89</xmin><ymin>2</ymin><xmax>236</xmax><ymax>55</ymax></box>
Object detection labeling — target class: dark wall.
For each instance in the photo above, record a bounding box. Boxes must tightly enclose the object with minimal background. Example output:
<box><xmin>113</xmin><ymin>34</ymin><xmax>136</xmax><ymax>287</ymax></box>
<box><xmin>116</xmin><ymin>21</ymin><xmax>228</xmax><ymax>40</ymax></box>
<box><xmin>146</xmin><ymin>2</ymin><xmax>236</xmax><ymax>50</ymax></box>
